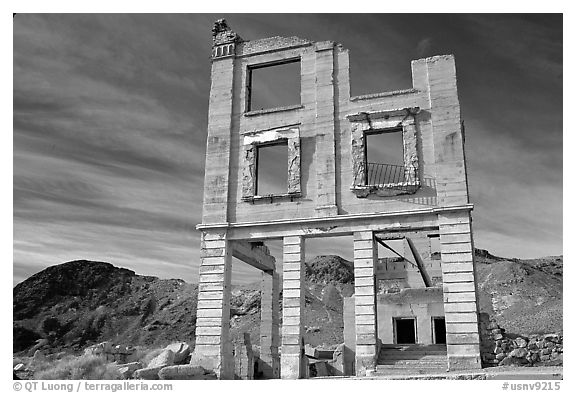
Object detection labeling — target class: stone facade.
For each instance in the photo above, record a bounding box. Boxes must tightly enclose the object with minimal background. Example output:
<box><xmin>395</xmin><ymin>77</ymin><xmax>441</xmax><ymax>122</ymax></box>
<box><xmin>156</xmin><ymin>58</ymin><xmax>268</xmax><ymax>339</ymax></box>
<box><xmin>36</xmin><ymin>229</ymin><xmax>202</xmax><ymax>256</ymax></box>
<box><xmin>196</xmin><ymin>20</ymin><xmax>480</xmax><ymax>378</ymax></box>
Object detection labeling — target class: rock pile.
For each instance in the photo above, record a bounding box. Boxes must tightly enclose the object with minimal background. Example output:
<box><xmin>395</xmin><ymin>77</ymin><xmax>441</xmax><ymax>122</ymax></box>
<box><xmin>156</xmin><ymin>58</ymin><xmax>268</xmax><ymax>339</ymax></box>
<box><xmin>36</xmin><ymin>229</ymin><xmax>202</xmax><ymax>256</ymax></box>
<box><xmin>481</xmin><ymin>320</ymin><xmax>562</xmax><ymax>366</ymax></box>
<box><xmin>84</xmin><ymin>341</ymin><xmax>137</xmax><ymax>364</ymax></box>
<box><xmin>81</xmin><ymin>341</ymin><xmax>199</xmax><ymax>380</ymax></box>
<box><xmin>304</xmin><ymin>343</ymin><xmax>345</xmax><ymax>377</ymax></box>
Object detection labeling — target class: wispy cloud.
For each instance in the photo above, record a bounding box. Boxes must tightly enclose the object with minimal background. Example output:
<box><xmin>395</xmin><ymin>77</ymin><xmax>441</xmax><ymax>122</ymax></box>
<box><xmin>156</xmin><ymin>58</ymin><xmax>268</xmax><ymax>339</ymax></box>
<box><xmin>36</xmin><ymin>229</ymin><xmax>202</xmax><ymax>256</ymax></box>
<box><xmin>13</xmin><ymin>14</ymin><xmax>562</xmax><ymax>287</ymax></box>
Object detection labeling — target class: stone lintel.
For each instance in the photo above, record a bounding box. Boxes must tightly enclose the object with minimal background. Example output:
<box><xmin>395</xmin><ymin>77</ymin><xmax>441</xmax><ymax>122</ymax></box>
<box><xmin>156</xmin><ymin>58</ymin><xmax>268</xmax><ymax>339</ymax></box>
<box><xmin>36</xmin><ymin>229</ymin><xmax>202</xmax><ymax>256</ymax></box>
<box><xmin>231</xmin><ymin>241</ymin><xmax>275</xmax><ymax>272</ymax></box>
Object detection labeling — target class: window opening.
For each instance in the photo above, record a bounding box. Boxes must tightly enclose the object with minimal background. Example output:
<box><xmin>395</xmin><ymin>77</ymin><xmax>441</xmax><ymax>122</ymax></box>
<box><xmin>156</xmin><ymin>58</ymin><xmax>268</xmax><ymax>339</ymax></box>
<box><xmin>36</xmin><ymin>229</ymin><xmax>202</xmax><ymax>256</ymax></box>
<box><xmin>364</xmin><ymin>129</ymin><xmax>404</xmax><ymax>186</ymax></box>
<box><xmin>256</xmin><ymin>141</ymin><xmax>288</xmax><ymax>196</ymax></box>
<box><xmin>247</xmin><ymin>59</ymin><xmax>301</xmax><ymax>111</ymax></box>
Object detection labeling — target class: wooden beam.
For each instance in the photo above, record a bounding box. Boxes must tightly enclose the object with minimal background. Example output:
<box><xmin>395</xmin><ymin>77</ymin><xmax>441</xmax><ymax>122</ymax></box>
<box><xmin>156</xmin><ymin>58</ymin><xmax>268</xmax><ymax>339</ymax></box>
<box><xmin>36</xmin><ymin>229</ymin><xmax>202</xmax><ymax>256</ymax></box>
<box><xmin>405</xmin><ymin>237</ymin><xmax>432</xmax><ymax>287</ymax></box>
<box><xmin>232</xmin><ymin>241</ymin><xmax>276</xmax><ymax>272</ymax></box>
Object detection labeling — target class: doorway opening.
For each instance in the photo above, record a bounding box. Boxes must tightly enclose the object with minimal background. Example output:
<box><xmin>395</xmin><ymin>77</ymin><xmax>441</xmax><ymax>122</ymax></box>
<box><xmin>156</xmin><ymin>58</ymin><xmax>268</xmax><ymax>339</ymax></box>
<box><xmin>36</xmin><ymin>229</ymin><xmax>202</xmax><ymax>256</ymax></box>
<box><xmin>432</xmin><ymin>317</ymin><xmax>446</xmax><ymax>344</ymax></box>
<box><xmin>394</xmin><ymin>317</ymin><xmax>417</xmax><ymax>344</ymax></box>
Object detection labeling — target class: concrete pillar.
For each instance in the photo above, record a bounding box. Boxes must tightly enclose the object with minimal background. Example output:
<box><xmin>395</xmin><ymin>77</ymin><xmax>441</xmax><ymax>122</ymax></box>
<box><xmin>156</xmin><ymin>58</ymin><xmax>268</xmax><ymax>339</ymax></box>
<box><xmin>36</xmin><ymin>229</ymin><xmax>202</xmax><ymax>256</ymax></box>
<box><xmin>281</xmin><ymin>236</ymin><xmax>305</xmax><ymax>379</ymax></box>
<box><xmin>439</xmin><ymin>211</ymin><xmax>482</xmax><ymax>370</ymax></box>
<box><xmin>260</xmin><ymin>270</ymin><xmax>280</xmax><ymax>378</ymax></box>
<box><xmin>353</xmin><ymin>231</ymin><xmax>378</xmax><ymax>376</ymax></box>
<box><xmin>195</xmin><ymin>231</ymin><xmax>233</xmax><ymax>379</ymax></box>
<box><xmin>314</xmin><ymin>41</ymin><xmax>338</xmax><ymax>217</ymax></box>
<box><xmin>342</xmin><ymin>296</ymin><xmax>356</xmax><ymax>376</ymax></box>
<box><xmin>234</xmin><ymin>333</ymin><xmax>254</xmax><ymax>380</ymax></box>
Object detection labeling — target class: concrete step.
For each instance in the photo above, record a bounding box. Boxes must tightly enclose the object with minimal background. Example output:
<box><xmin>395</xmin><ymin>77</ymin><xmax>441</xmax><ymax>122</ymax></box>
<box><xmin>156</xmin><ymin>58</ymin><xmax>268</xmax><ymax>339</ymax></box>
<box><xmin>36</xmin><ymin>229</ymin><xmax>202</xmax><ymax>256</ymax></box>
<box><xmin>374</xmin><ymin>367</ymin><xmax>448</xmax><ymax>376</ymax></box>
<box><xmin>380</xmin><ymin>344</ymin><xmax>447</xmax><ymax>352</ymax></box>
<box><xmin>379</xmin><ymin>353</ymin><xmax>447</xmax><ymax>360</ymax></box>
<box><xmin>378</xmin><ymin>357</ymin><xmax>447</xmax><ymax>363</ymax></box>
<box><xmin>378</xmin><ymin>361</ymin><xmax>447</xmax><ymax>368</ymax></box>
<box><xmin>377</xmin><ymin>344</ymin><xmax>447</xmax><ymax>372</ymax></box>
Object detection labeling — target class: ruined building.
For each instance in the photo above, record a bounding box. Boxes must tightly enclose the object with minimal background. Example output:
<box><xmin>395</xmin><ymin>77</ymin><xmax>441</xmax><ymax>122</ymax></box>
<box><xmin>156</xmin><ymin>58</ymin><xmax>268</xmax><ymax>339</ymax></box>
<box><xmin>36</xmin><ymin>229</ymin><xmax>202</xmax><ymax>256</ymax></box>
<box><xmin>195</xmin><ymin>20</ymin><xmax>481</xmax><ymax>379</ymax></box>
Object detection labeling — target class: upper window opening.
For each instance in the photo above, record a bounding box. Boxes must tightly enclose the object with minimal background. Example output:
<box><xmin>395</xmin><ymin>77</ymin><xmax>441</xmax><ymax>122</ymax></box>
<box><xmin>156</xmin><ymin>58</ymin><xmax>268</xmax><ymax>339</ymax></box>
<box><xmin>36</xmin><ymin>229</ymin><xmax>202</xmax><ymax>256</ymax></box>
<box><xmin>365</xmin><ymin>129</ymin><xmax>404</xmax><ymax>186</ymax></box>
<box><xmin>256</xmin><ymin>141</ymin><xmax>288</xmax><ymax>196</ymax></box>
<box><xmin>429</xmin><ymin>236</ymin><xmax>441</xmax><ymax>260</ymax></box>
<box><xmin>350</xmin><ymin>54</ymin><xmax>413</xmax><ymax>97</ymax></box>
<box><xmin>247</xmin><ymin>59</ymin><xmax>301</xmax><ymax>112</ymax></box>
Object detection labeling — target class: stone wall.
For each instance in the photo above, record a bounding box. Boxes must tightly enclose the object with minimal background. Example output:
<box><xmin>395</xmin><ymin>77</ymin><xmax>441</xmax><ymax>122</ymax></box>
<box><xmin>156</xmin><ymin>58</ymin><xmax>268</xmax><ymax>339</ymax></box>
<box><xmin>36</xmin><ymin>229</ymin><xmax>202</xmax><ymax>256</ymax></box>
<box><xmin>480</xmin><ymin>316</ymin><xmax>563</xmax><ymax>367</ymax></box>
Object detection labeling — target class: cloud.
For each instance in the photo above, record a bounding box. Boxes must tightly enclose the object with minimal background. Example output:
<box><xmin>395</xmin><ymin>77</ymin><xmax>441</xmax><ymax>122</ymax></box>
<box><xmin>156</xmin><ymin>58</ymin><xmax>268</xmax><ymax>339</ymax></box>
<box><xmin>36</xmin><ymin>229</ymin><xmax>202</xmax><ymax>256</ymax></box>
<box><xmin>415</xmin><ymin>37</ymin><xmax>432</xmax><ymax>57</ymax></box>
<box><xmin>13</xmin><ymin>14</ymin><xmax>562</xmax><ymax>288</ymax></box>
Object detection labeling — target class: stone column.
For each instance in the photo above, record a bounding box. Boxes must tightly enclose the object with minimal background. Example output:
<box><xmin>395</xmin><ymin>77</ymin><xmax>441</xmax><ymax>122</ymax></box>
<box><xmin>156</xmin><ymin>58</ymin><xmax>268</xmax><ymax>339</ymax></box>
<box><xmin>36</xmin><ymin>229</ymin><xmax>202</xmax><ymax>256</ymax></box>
<box><xmin>353</xmin><ymin>231</ymin><xmax>378</xmax><ymax>376</ymax></box>
<box><xmin>314</xmin><ymin>41</ymin><xmax>338</xmax><ymax>217</ymax></box>
<box><xmin>342</xmin><ymin>296</ymin><xmax>356</xmax><ymax>376</ymax></box>
<box><xmin>260</xmin><ymin>270</ymin><xmax>280</xmax><ymax>378</ymax></box>
<box><xmin>439</xmin><ymin>211</ymin><xmax>482</xmax><ymax>370</ymax></box>
<box><xmin>194</xmin><ymin>231</ymin><xmax>233</xmax><ymax>379</ymax></box>
<box><xmin>280</xmin><ymin>236</ymin><xmax>305</xmax><ymax>379</ymax></box>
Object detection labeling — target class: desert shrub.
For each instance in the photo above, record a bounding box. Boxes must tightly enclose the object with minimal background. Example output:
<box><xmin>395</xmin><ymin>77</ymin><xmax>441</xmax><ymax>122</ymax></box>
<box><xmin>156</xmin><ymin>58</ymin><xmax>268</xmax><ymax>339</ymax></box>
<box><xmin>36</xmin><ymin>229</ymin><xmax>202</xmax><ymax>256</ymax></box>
<box><xmin>34</xmin><ymin>354</ymin><xmax>121</xmax><ymax>380</ymax></box>
<box><xmin>13</xmin><ymin>325</ymin><xmax>41</xmax><ymax>352</ymax></box>
<box><xmin>40</xmin><ymin>316</ymin><xmax>61</xmax><ymax>335</ymax></box>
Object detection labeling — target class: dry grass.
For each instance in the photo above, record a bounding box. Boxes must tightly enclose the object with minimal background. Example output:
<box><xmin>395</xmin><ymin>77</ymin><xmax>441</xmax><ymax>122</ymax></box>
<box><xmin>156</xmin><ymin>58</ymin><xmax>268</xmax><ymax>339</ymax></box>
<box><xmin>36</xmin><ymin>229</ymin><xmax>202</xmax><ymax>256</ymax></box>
<box><xmin>33</xmin><ymin>354</ymin><xmax>121</xmax><ymax>380</ymax></box>
<box><xmin>130</xmin><ymin>347</ymin><xmax>165</xmax><ymax>367</ymax></box>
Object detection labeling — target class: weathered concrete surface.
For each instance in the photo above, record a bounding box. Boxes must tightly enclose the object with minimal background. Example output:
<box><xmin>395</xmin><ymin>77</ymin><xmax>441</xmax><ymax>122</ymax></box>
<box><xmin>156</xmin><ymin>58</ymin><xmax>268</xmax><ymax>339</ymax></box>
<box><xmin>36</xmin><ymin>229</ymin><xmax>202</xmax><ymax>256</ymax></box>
<box><xmin>194</xmin><ymin>231</ymin><xmax>234</xmax><ymax>379</ymax></box>
<box><xmin>234</xmin><ymin>333</ymin><xmax>254</xmax><ymax>380</ymax></box>
<box><xmin>377</xmin><ymin>287</ymin><xmax>444</xmax><ymax>345</ymax></box>
<box><xmin>260</xmin><ymin>270</ymin><xmax>280</xmax><ymax>378</ymax></box>
<box><xmin>198</xmin><ymin>20</ymin><xmax>478</xmax><ymax>379</ymax></box>
<box><xmin>159</xmin><ymin>365</ymin><xmax>216</xmax><ymax>380</ymax></box>
<box><xmin>281</xmin><ymin>236</ymin><xmax>305</xmax><ymax>379</ymax></box>
<box><xmin>353</xmin><ymin>231</ymin><xmax>378</xmax><ymax>376</ymax></box>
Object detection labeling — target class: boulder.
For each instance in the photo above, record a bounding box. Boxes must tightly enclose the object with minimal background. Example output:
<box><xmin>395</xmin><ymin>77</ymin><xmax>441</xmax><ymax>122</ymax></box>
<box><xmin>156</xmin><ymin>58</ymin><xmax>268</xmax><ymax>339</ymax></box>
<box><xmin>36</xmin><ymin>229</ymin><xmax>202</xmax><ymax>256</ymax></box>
<box><xmin>499</xmin><ymin>357</ymin><xmax>514</xmax><ymax>366</ymax></box>
<box><xmin>544</xmin><ymin>334</ymin><xmax>559</xmax><ymax>342</ymax></box>
<box><xmin>547</xmin><ymin>353</ymin><xmax>563</xmax><ymax>366</ymax></box>
<box><xmin>159</xmin><ymin>365</ymin><xmax>208</xmax><ymax>380</ymax></box>
<box><xmin>495</xmin><ymin>353</ymin><xmax>506</xmax><ymax>361</ymax></box>
<box><xmin>116</xmin><ymin>362</ymin><xmax>143</xmax><ymax>379</ymax></box>
<box><xmin>165</xmin><ymin>342</ymin><xmax>191</xmax><ymax>364</ymax></box>
<box><xmin>134</xmin><ymin>349</ymin><xmax>175</xmax><ymax>380</ymax></box>
<box><xmin>149</xmin><ymin>349</ymin><xmax>175</xmax><ymax>368</ymax></box>
<box><xmin>134</xmin><ymin>367</ymin><xmax>161</xmax><ymax>380</ymax></box>
<box><xmin>527</xmin><ymin>341</ymin><xmax>538</xmax><ymax>350</ymax></box>
<box><xmin>510</xmin><ymin>348</ymin><xmax>528</xmax><ymax>358</ymax></box>
<box><xmin>514</xmin><ymin>337</ymin><xmax>527</xmax><ymax>348</ymax></box>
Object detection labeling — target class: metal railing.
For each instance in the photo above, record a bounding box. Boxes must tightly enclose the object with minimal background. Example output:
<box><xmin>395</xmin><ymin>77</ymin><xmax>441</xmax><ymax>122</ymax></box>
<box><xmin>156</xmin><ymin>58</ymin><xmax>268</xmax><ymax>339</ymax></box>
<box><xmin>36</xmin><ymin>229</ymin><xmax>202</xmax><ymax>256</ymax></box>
<box><xmin>366</xmin><ymin>162</ymin><xmax>407</xmax><ymax>186</ymax></box>
<box><xmin>353</xmin><ymin>162</ymin><xmax>419</xmax><ymax>193</ymax></box>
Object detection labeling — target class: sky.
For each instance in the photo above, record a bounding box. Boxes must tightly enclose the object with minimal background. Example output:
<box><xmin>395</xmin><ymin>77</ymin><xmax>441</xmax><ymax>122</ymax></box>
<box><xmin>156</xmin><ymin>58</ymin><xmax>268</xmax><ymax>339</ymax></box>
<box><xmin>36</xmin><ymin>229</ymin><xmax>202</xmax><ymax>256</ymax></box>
<box><xmin>12</xmin><ymin>14</ymin><xmax>563</xmax><ymax>286</ymax></box>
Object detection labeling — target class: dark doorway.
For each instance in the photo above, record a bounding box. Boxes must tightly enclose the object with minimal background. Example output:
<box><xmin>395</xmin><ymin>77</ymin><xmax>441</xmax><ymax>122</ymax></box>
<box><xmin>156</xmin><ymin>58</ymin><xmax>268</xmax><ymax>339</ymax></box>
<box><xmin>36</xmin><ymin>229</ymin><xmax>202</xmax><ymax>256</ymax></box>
<box><xmin>394</xmin><ymin>318</ymin><xmax>416</xmax><ymax>344</ymax></box>
<box><xmin>433</xmin><ymin>317</ymin><xmax>446</xmax><ymax>344</ymax></box>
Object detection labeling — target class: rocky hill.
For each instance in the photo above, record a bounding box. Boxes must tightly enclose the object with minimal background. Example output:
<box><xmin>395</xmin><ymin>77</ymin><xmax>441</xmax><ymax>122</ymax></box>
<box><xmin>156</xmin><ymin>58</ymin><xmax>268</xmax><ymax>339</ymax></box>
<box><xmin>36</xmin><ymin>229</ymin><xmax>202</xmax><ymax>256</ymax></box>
<box><xmin>13</xmin><ymin>250</ymin><xmax>562</xmax><ymax>355</ymax></box>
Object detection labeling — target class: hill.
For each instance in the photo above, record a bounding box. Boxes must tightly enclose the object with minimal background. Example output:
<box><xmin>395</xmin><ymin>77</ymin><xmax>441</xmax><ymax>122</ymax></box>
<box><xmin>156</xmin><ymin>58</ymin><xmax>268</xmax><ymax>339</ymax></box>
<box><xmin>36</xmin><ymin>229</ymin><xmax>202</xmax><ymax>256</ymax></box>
<box><xmin>13</xmin><ymin>250</ymin><xmax>562</xmax><ymax>355</ymax></box>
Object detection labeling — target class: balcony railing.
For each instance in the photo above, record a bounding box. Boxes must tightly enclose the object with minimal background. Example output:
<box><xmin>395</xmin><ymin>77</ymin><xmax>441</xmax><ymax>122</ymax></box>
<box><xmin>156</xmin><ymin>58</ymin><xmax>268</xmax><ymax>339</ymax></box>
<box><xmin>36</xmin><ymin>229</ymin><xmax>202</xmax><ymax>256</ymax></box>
<box><xmin>353</xmin><ymin>162</ymin><xmax>419</xmax><ymax>193</ymax></box>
